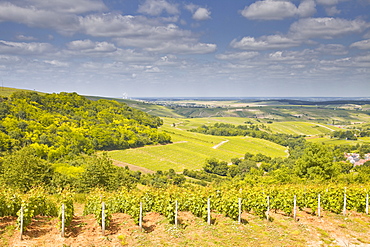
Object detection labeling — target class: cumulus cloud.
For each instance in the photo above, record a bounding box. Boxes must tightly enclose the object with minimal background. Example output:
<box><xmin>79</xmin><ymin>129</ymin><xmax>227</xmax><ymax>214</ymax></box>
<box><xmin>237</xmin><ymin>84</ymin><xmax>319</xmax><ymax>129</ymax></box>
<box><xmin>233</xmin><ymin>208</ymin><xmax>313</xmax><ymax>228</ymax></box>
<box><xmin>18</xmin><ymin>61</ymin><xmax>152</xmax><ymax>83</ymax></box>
<box><xmin>230</xmin><ymin>35</ymin><xmax>301</xmax><ymax>50</ymax></box>
<box><xmin>138</xmin><ymin>0</ymin><xmax>179</xmax><ymax>16</ymax></box>
<box><xmin>184</xmin><ymin>4</ymin><xmax>211</xmax><ymax>21</ymax></box>
<box><xmin>241</xmin><ymin>0</ymin><xmax>316</xmax><ymax>20</ymax></box>
<box><xmin>0</xmin><ymin>40</ymin><xmax>54</xmax><ymax>55</ymax></box>
<box><xmin>289</xmin><ymin>18</ymin><xmax>370</xmax><ymax>39</ymax></box>
<box><xmin>67</xmin><ymin>40</ymin><xmax>117</xmax><ymax>53</ymax></box>
<box><xmin>216</xmin><ymin>51</ymin><xmax>259</xmax><ymax>60</ymax></box>
<box><xmin>192</xmin><ymin>7</ymin><xmax>211</xmax><ymax>20</ymax></box>
<box><xmin>350</xmin><ymin>39</ymin><xmax>370</xmax><ymax>49</ymax></box>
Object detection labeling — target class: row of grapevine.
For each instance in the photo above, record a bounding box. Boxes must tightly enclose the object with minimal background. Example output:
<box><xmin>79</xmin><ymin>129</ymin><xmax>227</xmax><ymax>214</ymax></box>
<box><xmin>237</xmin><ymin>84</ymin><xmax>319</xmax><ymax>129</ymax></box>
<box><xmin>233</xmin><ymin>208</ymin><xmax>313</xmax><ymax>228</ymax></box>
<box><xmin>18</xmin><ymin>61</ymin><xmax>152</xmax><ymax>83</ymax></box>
<box><xmin>83</xmin><ymin>184</ymin><xmax>370</xmax><ymax>229</ymax></box>
<box><xmin>0</xmin><ymin>187</ymin><xmax>74</xmax><ymax>238</ymax></box>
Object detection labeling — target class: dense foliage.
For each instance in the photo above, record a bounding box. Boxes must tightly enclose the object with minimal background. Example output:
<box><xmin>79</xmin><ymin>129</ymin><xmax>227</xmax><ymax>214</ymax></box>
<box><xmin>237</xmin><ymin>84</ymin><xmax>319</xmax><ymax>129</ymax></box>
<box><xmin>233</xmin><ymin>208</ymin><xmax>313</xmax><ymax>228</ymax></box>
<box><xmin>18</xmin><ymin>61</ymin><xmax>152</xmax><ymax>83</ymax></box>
<box><xmin>0</xmin><ymin>91</ymin><xmax>171</xmax><ymax>157</ymax></box>
<box><xmin>83</xmin><ymin>183</ymin><xmax>370</xmax><ymax>227</ymax></box>
<box><xmin>0</xmin><ymin>91</ymin><xmax>172</xmax><ymax>192</ymax></box>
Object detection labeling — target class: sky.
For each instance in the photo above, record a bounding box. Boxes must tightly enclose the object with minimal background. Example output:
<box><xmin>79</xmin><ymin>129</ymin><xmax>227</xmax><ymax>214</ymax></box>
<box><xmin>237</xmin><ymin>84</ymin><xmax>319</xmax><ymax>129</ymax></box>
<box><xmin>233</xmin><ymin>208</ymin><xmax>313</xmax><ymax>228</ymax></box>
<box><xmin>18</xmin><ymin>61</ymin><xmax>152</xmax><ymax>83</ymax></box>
<box><xmin>0</xmin><ymin>0</ymin><xmax>369</xmax><ymax>98</ymax></box>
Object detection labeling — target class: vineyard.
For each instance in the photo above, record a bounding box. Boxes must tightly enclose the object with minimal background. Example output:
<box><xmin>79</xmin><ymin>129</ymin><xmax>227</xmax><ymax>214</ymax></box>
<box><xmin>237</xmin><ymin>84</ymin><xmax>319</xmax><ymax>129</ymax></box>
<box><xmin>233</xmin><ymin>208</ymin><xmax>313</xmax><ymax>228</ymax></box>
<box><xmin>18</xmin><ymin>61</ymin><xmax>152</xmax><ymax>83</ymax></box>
<box><xmin>2</xmin><ymin>184</ymin><xmax>370</xmax><ymax>246</ymax></box>
<box><xmin>108</xmin><ymin>118</ymin><xmax>287</xmax><ymax>172</ymax></box>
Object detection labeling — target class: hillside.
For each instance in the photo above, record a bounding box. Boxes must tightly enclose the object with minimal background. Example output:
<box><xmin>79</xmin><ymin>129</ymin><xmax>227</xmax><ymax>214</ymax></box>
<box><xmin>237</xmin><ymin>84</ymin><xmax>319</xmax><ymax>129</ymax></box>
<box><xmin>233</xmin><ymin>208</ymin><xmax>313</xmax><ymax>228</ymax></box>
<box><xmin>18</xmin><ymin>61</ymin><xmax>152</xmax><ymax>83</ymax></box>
<box><xmin>2</xmin><ymin>209</ymin><xmax>370</xmax><ymax>246</ymax></box>
<box><xmin>85</xmin><ymin>95</ymin><xmax>370</xmax><ymax>125</ymax></box>
<box><xmin>108</xmin><ymin>117</ymin><xmax>288</xmax><ymax>172</ymax></box>
<box><xmin>0</xmin><ymin>87</ymin><xmax>45</xmax><ymax>98</ymax></box>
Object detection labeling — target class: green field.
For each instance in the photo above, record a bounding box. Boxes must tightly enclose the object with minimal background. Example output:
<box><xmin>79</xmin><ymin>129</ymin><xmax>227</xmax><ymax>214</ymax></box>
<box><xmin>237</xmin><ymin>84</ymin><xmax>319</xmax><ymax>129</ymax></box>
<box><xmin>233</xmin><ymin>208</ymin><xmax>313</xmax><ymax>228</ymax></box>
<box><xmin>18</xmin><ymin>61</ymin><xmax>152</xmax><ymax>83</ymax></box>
<box><xmin>108</xmin><ymin>118</ymin><xmax>287</xmax><ymax>172</ymax></box>
<box><xmin>307</xmin><ymin>136</ymin><xmax>370</xmax><ymax>145</ymax></box>
<box><xmin>0</xmin><ymin>86</ymin><xmax>45</xmax><ymax>97</ymax></box>
<box><xmin>267</xmin><ymin>121</ymin><xmax>338</xmax><ymax>135</ymax></box>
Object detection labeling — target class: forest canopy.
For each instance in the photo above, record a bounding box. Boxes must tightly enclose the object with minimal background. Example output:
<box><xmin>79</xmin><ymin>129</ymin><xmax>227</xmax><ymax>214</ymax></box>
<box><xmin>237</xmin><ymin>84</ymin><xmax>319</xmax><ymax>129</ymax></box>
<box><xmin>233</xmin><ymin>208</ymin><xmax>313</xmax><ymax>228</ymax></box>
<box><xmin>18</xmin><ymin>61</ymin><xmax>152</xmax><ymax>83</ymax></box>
<box><xmin>0</xmin><ymin>91</ymin><xmax>171</xmax><ymax>159</ymax></box>
<box><xmin>0</xmin><ymin>91</ymin><xmax>172</xmax><ymax>192</ymax></box>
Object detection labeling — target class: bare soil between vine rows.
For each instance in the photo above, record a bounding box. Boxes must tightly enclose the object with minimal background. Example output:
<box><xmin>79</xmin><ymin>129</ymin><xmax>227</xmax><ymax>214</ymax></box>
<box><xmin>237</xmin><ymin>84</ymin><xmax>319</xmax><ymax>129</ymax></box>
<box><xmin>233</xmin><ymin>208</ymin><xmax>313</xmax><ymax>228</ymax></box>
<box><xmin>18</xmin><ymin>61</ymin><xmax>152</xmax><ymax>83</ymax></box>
<box><xmin>2</xmin><ymin>208</ymin><xmax>370</xmax><ymax>246</ymax></box>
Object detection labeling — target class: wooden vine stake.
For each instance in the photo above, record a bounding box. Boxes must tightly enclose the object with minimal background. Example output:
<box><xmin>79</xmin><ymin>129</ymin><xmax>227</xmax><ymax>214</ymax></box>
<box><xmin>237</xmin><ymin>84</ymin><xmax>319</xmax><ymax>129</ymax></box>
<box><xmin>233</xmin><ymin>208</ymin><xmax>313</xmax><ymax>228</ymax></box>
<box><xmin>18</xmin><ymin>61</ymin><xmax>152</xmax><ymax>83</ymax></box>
<box><xmin>238</xmin><ymin>198</ymin><xmax>242</xmax><ymax>224</ymax></box>
<box><xmin>343</xmin><ymin>187</ymin><xmax>347</xmax><ymax>216</ymax></box>
<box><xmin>366</xmin><ymin>194</ymin><xmax>369</xmax><ymax>215</ymax></box>
<box><xmin>61</xmin><ymin>204</ymin><xmax>65</xmax><ymax>238</ymax></box>
<box><xmin>318</xmin><ymin>194</ymin><xmax>321</xmax><ymax>218</ymax></box>
<box><xmin>102</xmin><ymin>202</ymin><xmax>106</xmax><ymax>235</ymax></box>
<box><xmin>266</xmin><ymin>196</ymin><xmax>270</xmax><ymax>221</ymax></box>
<box><xmin>19</xmin><ymin>206</ymin><xmax>24</xmax><ymax>240</ymax></box>
<box><xmin>293</xmin><ymin>195</ymin><xmax>297</xmax><ymax>221</ymax></box>
<box><xmin>207</xmin><ymin>198</ymin><xmax>211</xmax><ymax>225</ymax></box>
<box><xmin>175</xmin><ymin>200</ymin><xmax>178</xmax><ymax>228</ymax></box>
<box><xmin>139</xmin><ymin>201</ymin><xmax>143</xmax><ymax>231</ymax></box>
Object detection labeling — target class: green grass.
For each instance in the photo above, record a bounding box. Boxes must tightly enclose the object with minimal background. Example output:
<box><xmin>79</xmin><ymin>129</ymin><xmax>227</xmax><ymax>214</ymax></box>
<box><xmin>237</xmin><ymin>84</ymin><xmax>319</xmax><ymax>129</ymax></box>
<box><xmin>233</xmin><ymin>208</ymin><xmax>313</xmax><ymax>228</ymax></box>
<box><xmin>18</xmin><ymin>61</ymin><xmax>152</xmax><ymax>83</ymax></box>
<box><xmin>0</xmin><ymin>86</ymin><xmax>44</xmax><ymax>97</ymax></box>
<box><xmin>108</xmin><ymin>118</ymin><xmax>287</xmax><ymax>172</ymax></box>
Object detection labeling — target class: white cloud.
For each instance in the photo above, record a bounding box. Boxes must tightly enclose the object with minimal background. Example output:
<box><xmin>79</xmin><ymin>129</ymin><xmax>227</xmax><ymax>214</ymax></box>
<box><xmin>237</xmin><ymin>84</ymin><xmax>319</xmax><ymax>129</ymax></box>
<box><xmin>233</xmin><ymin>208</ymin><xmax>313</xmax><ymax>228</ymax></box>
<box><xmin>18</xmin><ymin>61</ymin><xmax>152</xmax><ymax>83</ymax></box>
<box><xmin>289</xmin><ymin>18</ymin><xmax>370</xmax><ymax>39</ymax></box>
<box><xmin>0</xmin><ymin>40</ymin><xmax>54</xmax><ymax>55</ymax></box>
<box><xmin>184</xmin><ymin>4</ymin><xmax>211</xmax><ymax>21</ymax></box>
<box><xmin>350</xmin><ymin>39</ymin><xmax>370</xmax><ymax>49</ymax></box>
<box><xmin>15</xmin><ymin>35</ymin><xmax>37</xmax><ymax>41</ymax></box>
<box><xmin>354</xmin><ymin>53</ymin><xmax>370</xmax><ymax>63</ymax></box>
<box><xmin>44</xmin><ymin>60</ymin><xmax>69</xmax><ymax>67</ymax></box>
<box><xmin>325</xmin><ymin>6</ymin><xmax>341</xmax><ymax>15</ymax></box>
<box><xmin>192</xmin><ymin>7</ymin><xmax>211</xmax><ymax>21</ymax></box>
<box><xmin>230</xmin><ymin>35</ymin><xmax>301</xmax><ymax>50</ymax></box>
<box><xmin>268</xmin><ymin>51</ymin><xmax>296</xmax><ymax>61</ymax></box>
<box><xmin>107</xmin><ymin>20</ymin><xmax>216</xmax><ymax>54</ymax></box>
<box><xmin>267</xmin><ymin>49</ymin><xmax>317</xmax><ymax>63</ymax></box>
<box><xmin>67</xmin><ymin>40</ymin><xmax>117</xmax><ymax>53</ymax></box>
<box><xmin>144</xmin><ymin>41</ymin><xmax>216</xmax><ymax>54</ymax></box>
<box><xmin>315</xmin><ymin>44</ymin><xmax>348</xmax><ymax>55</ymax></box>
<box><xmin>216</xmin><ymin>51</ymin><xmax>259</xmax><ymax>60</ymax></box>
<box><xmin>21</xmin><ymin>0</ymin><xmax>107</xmax><ymax>14</ymax></box>
<box><xmin>0</xmin><ymin>2</ymin><xmax>80</xmax><ymax>35</ymax></box>
<box><xmin>184</xmin><ymin>3</ymin><xmax>197</xmax><ymax>12</ymax></box>
<box><xmin>78</xmin><ymin>14</ymin><xmax>189</xmax><ymax>38</ymax></box>
<box><xmin>138</xmin><ymin>0</ymin><xmax>179</xmax><ymax>16</ymax></box>
<box><xmin>316</xmin><ymin>0</ymin><xmax>349</xmax><ymax>5</ymax></box>
<box><xmin>297</xmin><ymin>0</ymin><xmax>317</xmax><ymax>18</ymax></box>
<box><xmin>241</xmin><ymin>0</ymin><xmax>315</xmax><ymax>20</ymax></box>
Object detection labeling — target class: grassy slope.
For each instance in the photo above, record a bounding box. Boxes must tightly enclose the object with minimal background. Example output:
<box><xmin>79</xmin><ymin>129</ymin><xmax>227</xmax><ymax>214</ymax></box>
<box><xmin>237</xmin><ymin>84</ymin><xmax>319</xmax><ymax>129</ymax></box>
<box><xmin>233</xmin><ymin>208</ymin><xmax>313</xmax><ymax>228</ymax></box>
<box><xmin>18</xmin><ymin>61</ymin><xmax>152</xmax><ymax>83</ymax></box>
<box><xmin>86</xmin><ymin>96</ymin><xmax>183</xmax><ymax>118</ymax></box>
<box><xmin>109</xmin><ymin>118</ymin><xmax>287</xmax><ymax>172</ymax></box>
<box><xmin>0</xmin><ymin>87</ymin><xmax>44</xmax><ymax>97</ymax></box>
<box><xmin>267</xmin><ymin>121</ymin><xmax>338</xmax><ymax>135</ymax></box>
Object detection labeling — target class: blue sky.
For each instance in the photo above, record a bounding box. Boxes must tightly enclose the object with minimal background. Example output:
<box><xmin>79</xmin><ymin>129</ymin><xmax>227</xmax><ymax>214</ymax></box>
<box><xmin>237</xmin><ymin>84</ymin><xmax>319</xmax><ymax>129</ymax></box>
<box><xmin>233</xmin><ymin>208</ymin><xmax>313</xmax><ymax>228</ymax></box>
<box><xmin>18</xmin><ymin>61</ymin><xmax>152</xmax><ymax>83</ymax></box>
<box><xmin>0</xmin><ymin>0</ymin><xmax>369</xmax><ymax>98</ymax></box>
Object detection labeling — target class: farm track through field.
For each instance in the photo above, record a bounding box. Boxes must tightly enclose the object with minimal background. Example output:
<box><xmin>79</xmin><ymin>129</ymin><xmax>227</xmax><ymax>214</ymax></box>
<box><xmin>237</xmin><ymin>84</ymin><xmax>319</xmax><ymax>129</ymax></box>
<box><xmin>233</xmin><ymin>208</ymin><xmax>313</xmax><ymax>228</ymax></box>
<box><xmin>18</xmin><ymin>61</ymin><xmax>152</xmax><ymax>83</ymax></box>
<box><xmin>212</xmin><ymin>140</ymin><xmax>229</xmax><ymax>149</ymax></box>
<box><xmin>316</xmin><ymin>123</ymin><xmax>336</xmax><ymax>131</ymax></box>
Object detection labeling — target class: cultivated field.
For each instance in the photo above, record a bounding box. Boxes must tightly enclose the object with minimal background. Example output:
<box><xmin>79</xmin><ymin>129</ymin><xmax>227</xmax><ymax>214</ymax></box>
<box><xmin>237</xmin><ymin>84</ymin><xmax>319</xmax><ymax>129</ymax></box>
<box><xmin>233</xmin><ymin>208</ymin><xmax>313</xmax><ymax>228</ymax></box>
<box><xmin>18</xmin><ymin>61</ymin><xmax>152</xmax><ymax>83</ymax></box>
<box><xmin>109</xmin><ymin>119</ymin><xmax>287</xmax><ymax>172</ymax></box>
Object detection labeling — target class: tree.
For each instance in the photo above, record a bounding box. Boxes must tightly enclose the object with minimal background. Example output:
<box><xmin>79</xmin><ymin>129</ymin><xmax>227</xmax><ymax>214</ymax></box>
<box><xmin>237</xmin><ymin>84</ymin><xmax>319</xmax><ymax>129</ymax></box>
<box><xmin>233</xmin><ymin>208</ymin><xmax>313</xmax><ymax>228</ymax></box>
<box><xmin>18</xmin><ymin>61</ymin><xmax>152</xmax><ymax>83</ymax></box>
<box><xmin>79</xmin><ymin>153</ymin><xmax>138</xmax><ymax>191</ymax></box>
<box><xmin>0</xmin><ymin>147</ymin><xmax>54</xmax><ymax>192</ymax></box>
<box><xmin>203</xmin><ymin>158</ymin><xmax>228</xmax><ymax>176</ymax></box>
<box><xmin>296</xmin><ymin>143</ymin><xmax>339</xmax><ymax>180</ymax></box>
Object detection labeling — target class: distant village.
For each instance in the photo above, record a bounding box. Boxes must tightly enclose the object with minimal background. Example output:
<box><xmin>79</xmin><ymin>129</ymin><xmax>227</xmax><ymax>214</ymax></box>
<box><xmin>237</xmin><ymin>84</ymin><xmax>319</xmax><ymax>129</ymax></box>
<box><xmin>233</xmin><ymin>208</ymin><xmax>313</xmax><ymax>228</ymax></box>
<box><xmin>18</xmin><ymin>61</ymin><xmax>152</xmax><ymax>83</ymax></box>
<box><xmin>345</xmin><ymin>153</ymin><xmax>370</xmax><ymax>166</ymax></box>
